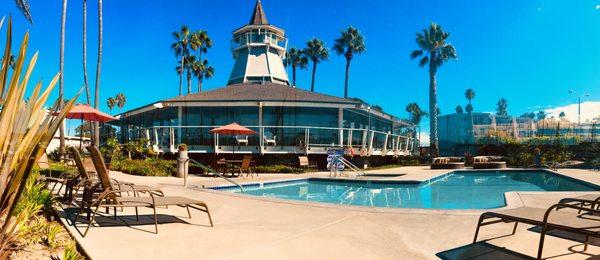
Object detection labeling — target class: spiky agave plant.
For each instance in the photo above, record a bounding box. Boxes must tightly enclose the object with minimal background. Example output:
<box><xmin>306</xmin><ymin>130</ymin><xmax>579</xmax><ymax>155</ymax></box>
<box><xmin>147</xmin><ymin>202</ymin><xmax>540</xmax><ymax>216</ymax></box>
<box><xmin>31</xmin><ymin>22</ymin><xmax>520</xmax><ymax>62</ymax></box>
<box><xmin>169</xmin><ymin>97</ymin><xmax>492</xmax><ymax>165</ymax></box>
<box><xmin>0</xmin><ymin>17</ymin><xmax>77</xmax><ymax>256</ymax></box>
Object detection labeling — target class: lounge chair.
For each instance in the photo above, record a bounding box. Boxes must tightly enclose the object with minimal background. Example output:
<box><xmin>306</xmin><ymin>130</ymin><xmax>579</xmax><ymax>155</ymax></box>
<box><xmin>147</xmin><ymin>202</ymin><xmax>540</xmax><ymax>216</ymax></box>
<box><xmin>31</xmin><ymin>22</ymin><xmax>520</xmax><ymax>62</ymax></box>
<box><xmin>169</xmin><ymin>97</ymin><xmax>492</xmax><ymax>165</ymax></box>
<box><xmin>430</xmin><ymin>157</ymin><xmax>465</xmax><ymax>169</ymax></box>
<box><xmin>74</xmin><ymin>146</ymin><xmax>212</xmax><ymax>236</ymax></box>
<box><xmin>235</xmin><ymin>135</ymin><xmax>249</xmax><ymax>146</ymax></box>
<box><xmin>473</xmin><ymin>202</ymin><xmax>600</xmax><ymax>259</ymax></box>
<box><xmin>298</xmin><ymin>156</ymin><xmax>317</xmax><ymax>171</ymax></box>
<box><xmin>264</xmin><ymin>135</ymin><xmax>276</xmax><ymax>146</ymax></box>
<box><xmin>38</xmin><ymin>153</ymin><xmax>69</xmax><ymax>196</ymax></box>
<box><xmin>473</xmin><ymin>156</ymin><xmax>507</xmax><ymax>169</ymax></box>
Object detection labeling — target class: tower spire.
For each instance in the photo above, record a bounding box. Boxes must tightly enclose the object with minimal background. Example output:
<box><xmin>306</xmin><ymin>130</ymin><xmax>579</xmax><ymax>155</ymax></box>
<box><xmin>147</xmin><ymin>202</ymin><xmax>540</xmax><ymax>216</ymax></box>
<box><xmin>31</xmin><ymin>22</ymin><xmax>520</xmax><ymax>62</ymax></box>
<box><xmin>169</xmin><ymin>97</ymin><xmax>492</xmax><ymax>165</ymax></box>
<box><xmin>249</xmin><ymin>0</ymin><xmax>269</xmax><ymax>25</ymax></box>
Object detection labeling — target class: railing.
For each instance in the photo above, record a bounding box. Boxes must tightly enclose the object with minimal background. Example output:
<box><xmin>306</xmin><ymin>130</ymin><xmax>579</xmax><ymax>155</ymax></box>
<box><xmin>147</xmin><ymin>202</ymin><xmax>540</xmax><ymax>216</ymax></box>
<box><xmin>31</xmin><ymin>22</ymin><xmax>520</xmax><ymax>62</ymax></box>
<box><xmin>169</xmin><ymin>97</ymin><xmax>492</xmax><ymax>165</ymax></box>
<box><xmin>188</xmin><ymin>158</ymin><xmax>244</xmax><ymax>191</ymax></box>
<box><xmin>338</xmin><ymin>157</ymin><xmax>366</xmax><ymax>177</ymax></box>
<box><xmin>126</xmin><ymin>125</ymin><xmax>417</xmax><ymax>156</ymax></box>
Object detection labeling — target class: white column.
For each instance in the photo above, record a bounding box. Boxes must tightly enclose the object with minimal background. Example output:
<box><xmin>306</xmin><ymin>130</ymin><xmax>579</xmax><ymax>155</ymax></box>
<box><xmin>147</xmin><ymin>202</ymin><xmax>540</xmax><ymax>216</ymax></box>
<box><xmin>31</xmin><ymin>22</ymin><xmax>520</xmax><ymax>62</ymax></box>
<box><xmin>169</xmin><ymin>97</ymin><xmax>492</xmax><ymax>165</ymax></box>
<box><xmin>382</xmin><ymin>132</ymin><xmax>390</xmax><ymax>155</ymax></box>
<box><xmin>368</xmin><ymin>131</ymin><xmax>374</xmax><ymax>155</ymax></box>
<box><xmin>338</xmin><ymin>108</ymin><xmax>344</xmax><ymax>147</ymax></box>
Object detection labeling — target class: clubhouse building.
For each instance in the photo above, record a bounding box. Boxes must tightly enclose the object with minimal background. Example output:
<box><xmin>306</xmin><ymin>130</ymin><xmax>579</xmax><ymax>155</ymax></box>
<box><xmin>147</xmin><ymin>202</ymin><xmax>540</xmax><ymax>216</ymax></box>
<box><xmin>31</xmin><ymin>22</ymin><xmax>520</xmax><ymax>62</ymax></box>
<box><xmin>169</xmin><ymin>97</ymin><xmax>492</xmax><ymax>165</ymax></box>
<box><xmin>114</xmin><ymin>0</ymin><xmax>416</xmax><ymax>157</ymax></box>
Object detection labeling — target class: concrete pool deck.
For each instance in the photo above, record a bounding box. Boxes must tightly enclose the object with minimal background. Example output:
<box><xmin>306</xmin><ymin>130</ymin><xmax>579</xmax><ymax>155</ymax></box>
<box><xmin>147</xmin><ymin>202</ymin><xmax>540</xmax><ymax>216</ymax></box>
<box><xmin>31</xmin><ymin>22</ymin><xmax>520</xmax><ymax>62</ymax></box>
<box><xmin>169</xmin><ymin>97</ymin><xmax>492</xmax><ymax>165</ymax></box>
<box><xmin>57</xmin><ymin>167</ymin><xmax>600</xmax><ymax>259</ymax></box>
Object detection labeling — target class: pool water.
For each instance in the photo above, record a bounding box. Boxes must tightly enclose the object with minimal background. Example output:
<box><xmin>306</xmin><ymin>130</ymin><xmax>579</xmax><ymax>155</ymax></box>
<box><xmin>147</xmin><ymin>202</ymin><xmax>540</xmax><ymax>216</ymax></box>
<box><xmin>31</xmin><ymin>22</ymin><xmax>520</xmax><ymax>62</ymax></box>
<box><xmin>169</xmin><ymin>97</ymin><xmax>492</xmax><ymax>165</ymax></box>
<box><xmin>235</xmin><ymin>171</ymin><xmax>599</xmax><ymax>209</ymax></box>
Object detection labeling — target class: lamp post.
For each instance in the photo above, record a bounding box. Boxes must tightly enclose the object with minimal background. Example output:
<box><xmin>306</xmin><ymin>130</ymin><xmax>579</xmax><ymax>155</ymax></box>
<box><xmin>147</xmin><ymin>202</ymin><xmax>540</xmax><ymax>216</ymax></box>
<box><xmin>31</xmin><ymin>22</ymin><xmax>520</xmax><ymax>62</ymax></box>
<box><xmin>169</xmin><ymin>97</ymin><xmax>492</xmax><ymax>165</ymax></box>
<box><xmin>568</xmin><ymin>90</ymin><xmax>590</xmax><ymax>125</ymax></box>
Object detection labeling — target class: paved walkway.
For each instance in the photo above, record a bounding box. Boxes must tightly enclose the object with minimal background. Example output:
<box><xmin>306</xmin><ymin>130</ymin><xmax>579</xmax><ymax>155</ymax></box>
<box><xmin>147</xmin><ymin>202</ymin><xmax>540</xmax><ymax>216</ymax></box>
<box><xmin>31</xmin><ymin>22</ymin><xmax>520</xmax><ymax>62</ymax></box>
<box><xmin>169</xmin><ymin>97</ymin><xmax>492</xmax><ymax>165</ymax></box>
<box><xmin>57</xmin><ymin>167</ymin><xmax>600</xmax><ymax>259</ymax></box>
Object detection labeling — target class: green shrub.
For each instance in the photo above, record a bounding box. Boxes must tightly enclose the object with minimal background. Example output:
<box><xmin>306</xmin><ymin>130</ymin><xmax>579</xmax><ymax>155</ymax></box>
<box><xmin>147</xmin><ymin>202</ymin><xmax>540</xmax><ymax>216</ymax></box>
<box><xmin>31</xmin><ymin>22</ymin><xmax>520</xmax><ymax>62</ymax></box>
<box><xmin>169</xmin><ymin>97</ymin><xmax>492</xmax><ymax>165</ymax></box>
<box><xmin>250</xmin><ymin>165</ymin><xmax>305</xmax><ymax>174</ymax></box>
<box><xmin>14</xmin><ymin>170</ymin><xmax>55</xmax><ymax>217</ymax></box>
<box><xmin>112</xmin><ymin>158</ymin><xmax>175</xmax><ymax>176</ymax></box>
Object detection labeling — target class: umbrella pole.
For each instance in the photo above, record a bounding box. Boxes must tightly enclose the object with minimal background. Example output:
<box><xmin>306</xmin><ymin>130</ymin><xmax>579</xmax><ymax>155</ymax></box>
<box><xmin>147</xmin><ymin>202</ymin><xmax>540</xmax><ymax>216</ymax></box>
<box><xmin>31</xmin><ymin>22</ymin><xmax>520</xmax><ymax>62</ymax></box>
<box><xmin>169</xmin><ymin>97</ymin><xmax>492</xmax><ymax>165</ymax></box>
<box><xmin>80</xmin><ymin>118</ymin><xmax>84</xmax><ymax>151</ymax></box>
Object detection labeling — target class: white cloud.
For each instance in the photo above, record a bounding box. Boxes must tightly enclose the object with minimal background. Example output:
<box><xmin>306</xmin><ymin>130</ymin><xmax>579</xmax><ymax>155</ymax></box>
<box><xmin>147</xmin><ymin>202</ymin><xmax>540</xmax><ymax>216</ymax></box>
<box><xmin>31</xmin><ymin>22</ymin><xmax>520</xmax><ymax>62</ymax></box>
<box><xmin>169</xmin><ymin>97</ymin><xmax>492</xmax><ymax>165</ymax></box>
<box><xmin>544</xmin><ymin>101</ymin><xmax>600</xmax><ymax>123</ymax></box>
<box><xmin>596</xmin><ymin>5</ymin><xmax>600</xmax><ymax>9</ymax></box>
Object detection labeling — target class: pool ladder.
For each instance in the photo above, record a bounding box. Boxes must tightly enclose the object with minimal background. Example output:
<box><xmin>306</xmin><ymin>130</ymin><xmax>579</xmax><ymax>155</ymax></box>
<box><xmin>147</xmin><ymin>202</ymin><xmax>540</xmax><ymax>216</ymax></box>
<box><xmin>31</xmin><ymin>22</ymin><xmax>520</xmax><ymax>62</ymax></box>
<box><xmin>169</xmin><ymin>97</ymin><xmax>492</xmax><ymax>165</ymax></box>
<box><xmin>188</xmin><ymin>158</ymin><xmax>244</xmax><ymax>191</ymax></box>
<box><xmin>338</xmin><ymin>157</ymin><xmax>366</xmax><ymax>177</ymax></box>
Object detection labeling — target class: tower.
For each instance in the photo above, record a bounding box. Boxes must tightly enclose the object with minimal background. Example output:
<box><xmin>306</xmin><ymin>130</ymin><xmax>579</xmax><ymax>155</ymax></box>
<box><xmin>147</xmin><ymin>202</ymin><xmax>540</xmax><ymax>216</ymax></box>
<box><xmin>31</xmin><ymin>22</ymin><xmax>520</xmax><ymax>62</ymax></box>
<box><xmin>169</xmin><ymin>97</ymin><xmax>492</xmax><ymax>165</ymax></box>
<box><xmin>227</xmin><ymin>0</ymin><xmax>290</xmax><ymax>86</ymax></box>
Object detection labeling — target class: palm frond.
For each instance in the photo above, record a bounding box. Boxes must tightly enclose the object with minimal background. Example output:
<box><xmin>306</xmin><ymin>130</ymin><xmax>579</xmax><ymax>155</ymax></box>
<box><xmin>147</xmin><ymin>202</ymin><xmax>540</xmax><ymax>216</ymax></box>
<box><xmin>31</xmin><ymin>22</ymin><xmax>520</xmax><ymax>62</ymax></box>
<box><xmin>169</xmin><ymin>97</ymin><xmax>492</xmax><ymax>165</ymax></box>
<box><xmin>418</xmin><ymin>56</ymin><xmax>429</xmax><ymax>68</ymax></box>
<box><xmin>409</xmin><ymin>50</ymin><xmax>423</xmax><ymax>60</ymax></box>
<box><xmin>14</xmin><ymin>0</ymin><xmax>33</xmax><ymax>24</ymax></box>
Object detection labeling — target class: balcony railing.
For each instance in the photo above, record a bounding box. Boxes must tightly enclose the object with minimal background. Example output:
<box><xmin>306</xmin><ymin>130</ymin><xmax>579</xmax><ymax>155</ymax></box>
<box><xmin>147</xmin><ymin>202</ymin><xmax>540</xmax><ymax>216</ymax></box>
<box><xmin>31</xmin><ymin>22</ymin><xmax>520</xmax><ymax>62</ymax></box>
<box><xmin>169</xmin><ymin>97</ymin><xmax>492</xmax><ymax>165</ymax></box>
<box><xmin>126</xmin><ymin>125</ymin><xmax>417</xmax><ymax>156</ymax></box>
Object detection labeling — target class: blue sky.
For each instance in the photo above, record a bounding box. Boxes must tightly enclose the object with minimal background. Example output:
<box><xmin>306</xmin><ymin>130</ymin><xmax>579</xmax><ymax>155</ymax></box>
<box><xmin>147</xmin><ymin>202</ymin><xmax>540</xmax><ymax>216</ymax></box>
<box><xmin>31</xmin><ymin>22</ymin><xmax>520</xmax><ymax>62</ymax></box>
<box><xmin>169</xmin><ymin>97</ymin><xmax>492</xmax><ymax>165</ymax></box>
<box><xmin>1</xmin><ymin>0</ymin><xmax>599</xmax><ymax>137</ymax></box>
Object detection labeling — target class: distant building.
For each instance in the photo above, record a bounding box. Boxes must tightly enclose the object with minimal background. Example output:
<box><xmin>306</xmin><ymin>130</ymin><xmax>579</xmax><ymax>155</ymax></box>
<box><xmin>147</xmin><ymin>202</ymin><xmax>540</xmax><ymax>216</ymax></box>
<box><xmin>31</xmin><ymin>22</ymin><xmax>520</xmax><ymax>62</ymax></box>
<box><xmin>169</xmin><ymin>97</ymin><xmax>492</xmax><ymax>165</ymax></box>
<box><xmin>113</xmin><ymin>0</ymin><xmax>416</xmax><ymax>157</ymax></box>
<box><xmin>438</xmin><ymin>112</ymin><xmax>598</xmax><ymax>154</ymax></box>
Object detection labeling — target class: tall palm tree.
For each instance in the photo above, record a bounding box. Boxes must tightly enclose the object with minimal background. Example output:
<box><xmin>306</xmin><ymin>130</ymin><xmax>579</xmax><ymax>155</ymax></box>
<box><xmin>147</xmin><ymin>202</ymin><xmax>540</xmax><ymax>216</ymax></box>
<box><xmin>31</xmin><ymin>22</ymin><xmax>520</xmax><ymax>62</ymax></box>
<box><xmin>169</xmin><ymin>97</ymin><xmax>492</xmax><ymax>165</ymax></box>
<box><xmin>192</xmin><ymin>30</ymin><xmax>212</xmax><ymax>64</ymax></box>
<box><xmin>82</xmin><ymin>0</ymin><xmax>90</xmax><ymax>105</ymax></box>
<box><xmin>171</xmin><ymin>26</ymin><xmax>199</xmax><ymax>95</ymax></box>
<box><xmin>183</xmin><ymin>55</ymin><xmax>196</xmax><ymax>94</ymax></box>
<box><xmin>405</xmin><ymin>102</ymin><xmax>428</xmax><ymax>145</ymax></box>
<box><xmin>192</xmin><ymin>58</ymin><xmax>214</xmax><ymax>92</ymax></box>
<box><xmin>465</xmin><ymin>88</ymin><xmax>475</xmax><ymax>144</ymax></box>
<box><xmin>93</xmin><ymin>0</ymin><xmax>103</xmax><ymax>146</ymax></box>
<box><xmin>106</xmin><ymin>97</ymin><xmax>115</xmax><ymax>115</ymax></box>
<box><xmin>303</xmin><ymin>38</ymin><xmax>329</xmax><ymax>92</ymax></box>
<box><xmin>333</xmin><ymin>26</ymin><xmax>366</xmax><ymax>98</ymax></box>
<box><xmin>284</xmin><ymin>47</ymin><xmax>308</xmax><ymax>86</ymax></box>
<box><xmin>409</xmin><ymin>22</ymin><xmax>457</xmax><ymax>156</ymax></box>
<box><xmin>496</xmin><ymin>98</ymin><xmax>508</xmax><ymax>116</ymax></box>
<box><xmin>59</xmin><ymin>0</ymin><xmax>67</xmax><ymax>155</ymax></box>
<box><xmin>115</xmin><ymin>93</ymin><xmax>126</xmax><ymax>113</ymax></box>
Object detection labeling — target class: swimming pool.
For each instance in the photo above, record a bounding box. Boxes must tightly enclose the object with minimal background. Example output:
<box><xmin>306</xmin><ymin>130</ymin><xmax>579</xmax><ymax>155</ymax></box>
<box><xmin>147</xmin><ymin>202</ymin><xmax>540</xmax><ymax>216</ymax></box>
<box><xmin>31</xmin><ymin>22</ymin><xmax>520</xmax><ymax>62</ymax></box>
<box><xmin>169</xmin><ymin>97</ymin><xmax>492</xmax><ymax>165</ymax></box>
<box><xmin>222</xmin><ymin>171</ymin><xmax>599</xmax><ymax>209</ymax></box>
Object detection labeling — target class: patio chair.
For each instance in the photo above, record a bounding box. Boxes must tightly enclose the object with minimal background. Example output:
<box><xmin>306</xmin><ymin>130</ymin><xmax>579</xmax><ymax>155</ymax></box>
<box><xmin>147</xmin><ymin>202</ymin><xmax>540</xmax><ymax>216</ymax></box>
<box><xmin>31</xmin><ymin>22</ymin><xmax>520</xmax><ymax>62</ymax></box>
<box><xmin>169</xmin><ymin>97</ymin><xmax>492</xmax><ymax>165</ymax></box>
<box><xmin>473</xmin><ymin>202</ymin><xmax>600</xmax><ymax>259</ymax></box>
<box><xmin>236</xmin><ymin>155</ymin><xmax>256</xmax><ymax>178</ymax></box>
<box><xmin>264</xmin><ymin>135</ymin><xmax>277</xmax><ymax>146</ymax></box>
<box><xmin>83</xmin><ymin>146</ymin><xmax>164</xmax><ymax>197</ymax></box>
<box><xmin>74</xmin><ymin>146</ymin><xmax>212</xmax><ymax>236</ymax></box>
<box><xmin>235</xmin><ymin>135</ymin><xmax>249</xmax><ymax>146</ymax></box>
<box><xmin>38</xmin><ymin>153</ymin><xmax>69</xmax><ymax>196</ymax></box>
<box><xmin>298</xmin><ymin>156</ymin><xmax>317</xmax><ymax>171</ymax></box>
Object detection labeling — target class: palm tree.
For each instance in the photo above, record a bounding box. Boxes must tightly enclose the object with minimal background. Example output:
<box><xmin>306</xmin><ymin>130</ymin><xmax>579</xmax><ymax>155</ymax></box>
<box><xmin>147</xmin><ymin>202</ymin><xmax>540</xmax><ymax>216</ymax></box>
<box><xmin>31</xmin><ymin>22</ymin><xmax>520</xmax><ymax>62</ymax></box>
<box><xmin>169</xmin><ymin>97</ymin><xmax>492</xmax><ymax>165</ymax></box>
<box><xmin>333</xmin><ymin>26</ymin><xmax>366</xmax><ymax>98</ymax></box>
<box><xmin>183</xmin><ymin>55</ymin><xmax>196</xmax><ymax>94</ymax></box>
<box><xmin>559</xmin><ymin>111</ymin><xmax>566</xmax><ymax>118</ymax></box>
<box><xmin>537</xmin><ymin>110</ymin><xmax>547</xmax><ymax>120</ymax></box>
<box><xmin>171</xmin><ymin>25</ymin><xmax>194</xmax><ymax>96</ymax></box>
<box><xmin>106</xmin><ymin>97</ymin><xmax>115</xmax><ymax>115</ymax></box>
<box><xmin>93</xmin><ymin>0</ymin><xmax>103</xmax><ymax>146</ymax></box>
<box><xmin>82</xmin><ymin>0</ymin><xmax>90</xmax><ymax>105</ymax></box>
<box><xmin>465</xmin><ymin>88</ymin><xmax>475</xmax><ymax>144</ymax></box>
<box><xmin>303</xmin><ymin>38</ymin><xmax>329</xmax><ymax>92</ymax></box>
<box><xmin>192</xmin><ymin>30</ymin><xmax>212</xmax><ymax>64</ymax></box>
<box><xmin>59</xmin><ymin>0</ymin><xmax>68</xmax><ymax>155</ymax></box>
<box><xmin>496</xmin><ymin>98</ymin><xmax>508</xmax><ymax>116</ymax></box>
<box><xmin>409</xmin><ymin>22</ymin><xmax>457</xmax><ymax>156</ymax></box>
<box><xmin>192</xmin><ymin>58</ymin><xmax>214</xmax><ymax>92</ymax></box>
<box><xmin>455</xmin><ymin>105</ymin><xmax>463</xmax><ymax>113</ymax></box>
<box><xmin>284</xmin><ymin>47</ymin><xmax>308</xmax><ymax>86</ymax></box>
<box><xmin>405</xmin><ymin>102</ymin><xmax>429</xmax><ymax>145</ymax></box>
<box><xmin>115</xmin><ymin>93</ymin><xmax>126</xmax><ymax>114</ymax></box>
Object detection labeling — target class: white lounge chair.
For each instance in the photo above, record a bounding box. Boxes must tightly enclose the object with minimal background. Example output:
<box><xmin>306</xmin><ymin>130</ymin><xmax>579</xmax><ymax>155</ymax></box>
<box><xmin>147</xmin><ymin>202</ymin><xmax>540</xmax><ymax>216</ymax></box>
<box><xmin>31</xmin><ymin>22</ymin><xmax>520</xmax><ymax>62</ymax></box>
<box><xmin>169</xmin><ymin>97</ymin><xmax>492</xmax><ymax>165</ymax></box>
<box><xmin>264</xmin><ymin>135</ymin><xmax>276</xmax><ymax>146</ymax></box>
<box><xmin>235</xmin><ymin>135</ymin><xmax>249</xmax><ymax>146</ymax></box>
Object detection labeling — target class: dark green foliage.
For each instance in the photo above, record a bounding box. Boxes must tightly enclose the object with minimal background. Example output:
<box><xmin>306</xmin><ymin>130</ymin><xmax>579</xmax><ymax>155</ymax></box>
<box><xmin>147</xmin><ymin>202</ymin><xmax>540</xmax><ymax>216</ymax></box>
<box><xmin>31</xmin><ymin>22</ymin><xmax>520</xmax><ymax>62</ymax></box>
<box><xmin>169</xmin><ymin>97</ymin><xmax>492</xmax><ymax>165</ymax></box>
<box><xmin>111</xmin><ymin>158</ymin><xmax>175</xmax><ymax>177</ymax></box>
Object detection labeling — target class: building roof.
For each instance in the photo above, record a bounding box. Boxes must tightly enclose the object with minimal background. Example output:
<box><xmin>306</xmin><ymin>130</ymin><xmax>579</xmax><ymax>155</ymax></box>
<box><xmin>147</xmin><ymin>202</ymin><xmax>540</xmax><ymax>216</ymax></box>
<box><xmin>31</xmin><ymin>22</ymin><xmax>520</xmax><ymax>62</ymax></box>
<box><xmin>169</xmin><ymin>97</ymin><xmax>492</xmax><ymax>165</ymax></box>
<box><xmin>167</xmin><ymin>83</ymin><xmax>360</xmax><ymax>104</ymax></box>
<box><xmin>249</xmin><ymin>0</ymin><xmax>268</xmax><ymax>25</ymax></box>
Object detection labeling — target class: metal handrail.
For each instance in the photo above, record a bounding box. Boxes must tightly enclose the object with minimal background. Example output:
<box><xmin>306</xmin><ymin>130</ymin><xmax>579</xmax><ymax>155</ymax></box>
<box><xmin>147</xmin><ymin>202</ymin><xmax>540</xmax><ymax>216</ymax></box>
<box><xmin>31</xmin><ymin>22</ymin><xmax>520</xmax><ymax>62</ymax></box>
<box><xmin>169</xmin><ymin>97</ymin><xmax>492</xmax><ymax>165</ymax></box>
<box><xmin>338</xmin><ymin>157</ymin><xmax>366</xmax><ymax>177</ymax></box>
<box><xmin>187</xmin><ymin>158</ymin><xmax>244</xmax><ymax>191</ymax></box>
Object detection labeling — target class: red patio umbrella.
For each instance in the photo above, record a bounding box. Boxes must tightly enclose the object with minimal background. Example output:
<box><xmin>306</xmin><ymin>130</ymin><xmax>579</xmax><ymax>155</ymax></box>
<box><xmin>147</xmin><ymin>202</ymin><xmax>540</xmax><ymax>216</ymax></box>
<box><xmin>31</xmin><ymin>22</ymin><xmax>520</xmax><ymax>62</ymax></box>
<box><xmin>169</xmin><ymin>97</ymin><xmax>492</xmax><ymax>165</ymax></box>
<box><xmin>210</xmin><ymin>123</ymin><xmax>256</xmax><ymax>154</ymax></box>
<box><xmin>63</xmin><ymin>104</ymin><xmax>117</xmax><ymax>149</ymax></box>
<box><xmin>210</xmin><ymin>123</ymin><xmax>256</xmax><ymax>135</ymax></box>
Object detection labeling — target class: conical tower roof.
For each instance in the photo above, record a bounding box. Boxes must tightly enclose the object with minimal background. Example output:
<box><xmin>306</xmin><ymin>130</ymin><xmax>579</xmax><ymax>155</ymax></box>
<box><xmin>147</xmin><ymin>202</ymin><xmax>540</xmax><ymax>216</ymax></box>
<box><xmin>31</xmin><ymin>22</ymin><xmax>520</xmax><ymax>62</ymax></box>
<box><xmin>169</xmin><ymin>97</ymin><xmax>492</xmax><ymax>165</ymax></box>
<box><xmin>249</xmin><ymin>0</ymin><xmax>269</xmax><ymax>25</ymax></box>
